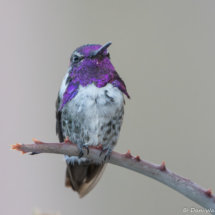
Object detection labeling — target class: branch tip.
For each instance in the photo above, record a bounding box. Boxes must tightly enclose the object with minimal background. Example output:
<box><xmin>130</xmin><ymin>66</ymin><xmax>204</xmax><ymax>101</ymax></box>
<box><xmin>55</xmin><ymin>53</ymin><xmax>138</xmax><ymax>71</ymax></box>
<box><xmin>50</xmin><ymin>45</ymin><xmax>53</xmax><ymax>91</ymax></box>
<box><xmin>205</xmin><ymin>189</ymin><xmax>212</xmax><ymax>197</ymax></box>
<box><xmin>32</xmin><ymin>138</ymin><xmax>43</xmax><ymax>144</ymax></box>
<box><xmin>11</xmin><ymin>143</ymin><xmax>27</xmax><ymax>155</ymax></box>
<box><xmin>159</xmin><ymin>161</ymin><xmax>166</xmax><ymax>171</ymax></box>
<box><xmin>11</xmin><ymin>143</ymin><xmax>22</xmax><ymax>150</ymax></box>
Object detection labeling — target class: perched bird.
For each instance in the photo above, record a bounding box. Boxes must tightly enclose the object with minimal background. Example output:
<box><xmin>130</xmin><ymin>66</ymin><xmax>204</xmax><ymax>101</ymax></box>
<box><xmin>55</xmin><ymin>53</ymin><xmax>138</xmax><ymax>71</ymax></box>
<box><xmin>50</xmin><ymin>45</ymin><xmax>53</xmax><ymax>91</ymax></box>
<box><xmin>55</xmin><ymin>42</ymin><xmax>130</xmax><ymax>198</ymax></box>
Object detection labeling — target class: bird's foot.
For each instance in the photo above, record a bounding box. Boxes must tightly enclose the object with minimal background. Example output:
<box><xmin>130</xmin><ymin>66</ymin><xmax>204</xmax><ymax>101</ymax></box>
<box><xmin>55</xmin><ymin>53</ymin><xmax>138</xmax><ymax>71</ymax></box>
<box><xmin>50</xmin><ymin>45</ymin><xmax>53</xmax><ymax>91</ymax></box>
<box><xmin>78</xmin><ymin>144</ymin><xmax>89</xmax><ymax>158</ymax></box>
<box><xmin>100</xmin><ymin>147</ymin><xmax>112</xmax><ymax>160</ymax></box>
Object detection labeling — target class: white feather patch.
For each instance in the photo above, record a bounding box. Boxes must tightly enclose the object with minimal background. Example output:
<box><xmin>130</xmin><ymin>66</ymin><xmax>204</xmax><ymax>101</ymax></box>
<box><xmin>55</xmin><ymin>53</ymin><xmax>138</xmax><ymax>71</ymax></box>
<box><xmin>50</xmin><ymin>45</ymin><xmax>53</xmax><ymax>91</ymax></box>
<box><xmin>64</xmin><ymin>155</ymin><xmax>103</xmax><ymax>165</ymax></box>
<box><xmin>59</xmin><ymin>68</ymin><xmax>70</xmax><ymax>98</ymax></box>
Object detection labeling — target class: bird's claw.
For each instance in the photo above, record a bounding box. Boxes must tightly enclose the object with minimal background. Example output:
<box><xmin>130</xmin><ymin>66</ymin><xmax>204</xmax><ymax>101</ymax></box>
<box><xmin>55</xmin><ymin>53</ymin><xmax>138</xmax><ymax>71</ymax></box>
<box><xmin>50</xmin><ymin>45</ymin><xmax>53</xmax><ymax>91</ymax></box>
<box><xmin>78</xmin><ymin>144</ymin><xmax>89</xmax><ymax>158</ymax></box>
<box><xmin>100</xmin><ymin>147</ymin><xmax>112</xmax><ymax>160</ymax></box>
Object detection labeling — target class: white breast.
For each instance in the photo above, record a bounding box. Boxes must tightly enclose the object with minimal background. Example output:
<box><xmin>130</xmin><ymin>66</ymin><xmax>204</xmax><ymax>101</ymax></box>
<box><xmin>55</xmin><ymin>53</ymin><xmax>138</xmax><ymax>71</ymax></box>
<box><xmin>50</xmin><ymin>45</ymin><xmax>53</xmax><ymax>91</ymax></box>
<box><xmin>69</xmin><ymin>83</ymin><xmax>124</xmax><ymax>117</ymax></box>
<box><xmin>61</xmin><ymin>83</ymin><xmax>124</xmax><ymax>147</ymax></box>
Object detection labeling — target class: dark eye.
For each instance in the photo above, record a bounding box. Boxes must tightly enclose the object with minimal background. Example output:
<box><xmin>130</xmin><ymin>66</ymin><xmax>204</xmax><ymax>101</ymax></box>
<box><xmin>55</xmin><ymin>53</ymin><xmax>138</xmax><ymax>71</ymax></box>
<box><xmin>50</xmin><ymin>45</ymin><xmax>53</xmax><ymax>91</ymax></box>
<box><xmin>103</xmin><ymin>53</ymin><xmax>110</xmax><ymax>58</ymax></box>
<box><xmin>73</xmin><ymin>55</ymin><xmax>79</xmax><ymax>62</ymax></box>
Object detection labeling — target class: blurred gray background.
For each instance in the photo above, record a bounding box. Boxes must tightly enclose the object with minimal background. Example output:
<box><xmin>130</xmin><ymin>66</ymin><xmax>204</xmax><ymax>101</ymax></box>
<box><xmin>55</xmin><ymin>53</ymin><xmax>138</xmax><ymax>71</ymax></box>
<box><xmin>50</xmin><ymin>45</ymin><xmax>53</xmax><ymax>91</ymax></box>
<box><xmin>1</xmin><ymin>0</ymin><xmax>215</xmax><ymax>214</ymax></box>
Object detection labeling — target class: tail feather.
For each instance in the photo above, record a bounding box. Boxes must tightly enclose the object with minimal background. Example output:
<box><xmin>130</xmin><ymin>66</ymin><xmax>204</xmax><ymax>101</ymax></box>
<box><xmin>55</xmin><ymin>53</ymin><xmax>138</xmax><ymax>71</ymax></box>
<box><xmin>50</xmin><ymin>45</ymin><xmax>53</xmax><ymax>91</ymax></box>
<box><xmin>66</xmin><ymin>162</ymin><xmax>107</xmax><ymax>198</ymax></box>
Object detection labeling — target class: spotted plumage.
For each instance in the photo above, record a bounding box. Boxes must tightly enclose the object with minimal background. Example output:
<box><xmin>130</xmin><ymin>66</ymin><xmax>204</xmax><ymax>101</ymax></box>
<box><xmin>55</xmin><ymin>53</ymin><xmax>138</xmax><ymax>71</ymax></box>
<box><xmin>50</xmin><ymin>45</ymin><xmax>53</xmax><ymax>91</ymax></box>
<box><xmin>56</xmin><ymin>42</ymin><xmax>130</xmax><ymax>197</ymax></box>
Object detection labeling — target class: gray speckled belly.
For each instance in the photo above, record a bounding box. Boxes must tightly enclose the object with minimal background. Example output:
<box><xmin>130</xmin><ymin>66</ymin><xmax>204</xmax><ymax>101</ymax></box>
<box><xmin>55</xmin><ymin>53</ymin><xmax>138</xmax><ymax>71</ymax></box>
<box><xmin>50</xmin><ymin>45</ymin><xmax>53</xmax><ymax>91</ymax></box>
<box><xmin>61</xmin><ymin>83</ymin><xmax>124</xmax><ymax>149</ymax></box>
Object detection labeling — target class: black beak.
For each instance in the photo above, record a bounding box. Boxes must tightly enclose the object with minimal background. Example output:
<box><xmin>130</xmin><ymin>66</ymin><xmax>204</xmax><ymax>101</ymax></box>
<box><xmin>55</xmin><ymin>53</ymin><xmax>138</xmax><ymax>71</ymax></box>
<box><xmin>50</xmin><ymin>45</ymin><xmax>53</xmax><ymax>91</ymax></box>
<box><xmin>93</xmin><ymin>41</ymin><xmax>112</xmax><ymax>57</ymax></box>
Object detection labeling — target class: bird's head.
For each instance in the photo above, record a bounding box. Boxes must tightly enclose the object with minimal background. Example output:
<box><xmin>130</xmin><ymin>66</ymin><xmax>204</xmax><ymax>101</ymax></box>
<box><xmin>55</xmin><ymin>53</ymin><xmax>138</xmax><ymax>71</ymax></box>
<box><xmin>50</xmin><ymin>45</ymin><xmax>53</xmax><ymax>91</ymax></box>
<box><xmin>68</xmin><ymin>42</ymin><xmax>115</xmax><ymax>87</ymax></box>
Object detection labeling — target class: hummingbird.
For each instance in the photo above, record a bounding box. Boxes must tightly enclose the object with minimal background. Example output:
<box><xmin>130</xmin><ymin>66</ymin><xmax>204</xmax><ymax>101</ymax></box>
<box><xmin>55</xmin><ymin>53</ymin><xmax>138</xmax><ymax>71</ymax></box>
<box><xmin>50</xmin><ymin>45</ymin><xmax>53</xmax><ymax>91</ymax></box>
<box><xmin>55</xmin><ymin>42</ymin><xmax>130</xmax><ymax>198</ymax></box>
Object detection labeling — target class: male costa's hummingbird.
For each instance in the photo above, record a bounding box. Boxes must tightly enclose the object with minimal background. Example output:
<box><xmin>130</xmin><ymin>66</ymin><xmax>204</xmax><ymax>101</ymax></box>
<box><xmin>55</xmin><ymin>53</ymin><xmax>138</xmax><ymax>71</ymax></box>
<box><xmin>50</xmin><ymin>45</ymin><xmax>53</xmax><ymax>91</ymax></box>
<box><xmin>55</xmin><ymin>42</ymin><xmax>130</xmax><ymax>198</ymax></box>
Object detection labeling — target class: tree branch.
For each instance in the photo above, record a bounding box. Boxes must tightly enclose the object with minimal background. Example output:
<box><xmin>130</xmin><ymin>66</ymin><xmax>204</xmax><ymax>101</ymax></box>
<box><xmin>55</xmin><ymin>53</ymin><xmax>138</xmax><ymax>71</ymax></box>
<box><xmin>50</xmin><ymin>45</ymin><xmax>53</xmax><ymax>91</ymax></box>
<box><xmin>11</xmin><ymin>138</ymin><xmax>215</xmax><ymax>214</ymax></box>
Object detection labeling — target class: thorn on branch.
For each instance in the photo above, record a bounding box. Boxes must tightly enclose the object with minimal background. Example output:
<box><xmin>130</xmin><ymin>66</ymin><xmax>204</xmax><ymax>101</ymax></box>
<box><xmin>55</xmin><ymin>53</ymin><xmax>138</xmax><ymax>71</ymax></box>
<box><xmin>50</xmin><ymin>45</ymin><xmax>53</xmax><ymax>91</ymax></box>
<box><xmin>64</xmin><ymin>136</ymin><xmax>71</xmax><ymax>143</ymax></box>
<box><xmin>64</xmin><ymin>136</ymin><xmax>76</xmax><ymax>145</ymax></box>
<box><xmin>135</xmin><ymin>155</ymin><xmax>141</xmax><ymax>161</ymax></box>
<box><xmin>205</xmin><ymin>189</ymin><xmax>212</xmax><ymax>198</ymax></box>
<box><xmin>125</xmin><ymin>149</ymin><xmax>132</xmax><ymax>158</ymax></box>
<box><xmin>159</xmin><ymin>161</ymin><xmax>166</xmax><ymax>171</ymax></box>
<box><xmin>96</xmin><ymin>144</ymin><xmax>103</xmax><ymax>150</ymax></box>
<box><xmin>32</xmin><ymin>138</ymin><xmax>43</xmax><ymax>144</ymax></box>
<box><xmin>21</xmin><ymin>151</ymin><xmax>27</xmax><ymax>155</ymax></box>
